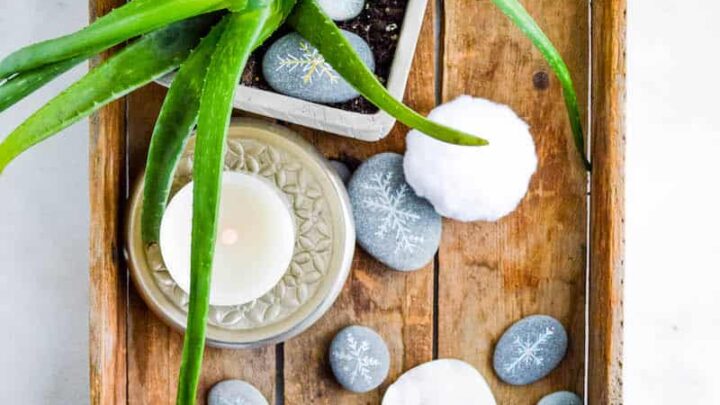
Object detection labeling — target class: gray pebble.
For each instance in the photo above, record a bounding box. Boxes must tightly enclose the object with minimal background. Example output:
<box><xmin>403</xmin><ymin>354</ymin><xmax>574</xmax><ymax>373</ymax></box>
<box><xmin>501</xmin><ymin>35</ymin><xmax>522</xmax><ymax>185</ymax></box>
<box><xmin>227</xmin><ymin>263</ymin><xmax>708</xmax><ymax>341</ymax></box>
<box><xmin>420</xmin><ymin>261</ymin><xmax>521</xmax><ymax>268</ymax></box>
<box><xmin>348</xmin><ymin>153</ymin><xmax>442</xmax><ymax>271</ymax></box>
<box><xmin>493</xmin><ymin>315</ymin><xmax>568</xmax><ymax>385</ymax></box>
<box><xmin>537</xmin><ymin>391</ymin><xmax>583</xmax><ymax>405</ymax></box>
<box><xmin>207</xmin><ymin>380</ymin><xmax>268</xmax><ymax>405</ymax></box>
<box><xmin>329</xmin><ymin>325</ymin><xmax>390</xmax><ymax>393</ymax></box>
<box><xmin>329</xmin><ymin>160</ymin><xmax>352</xmax><ymax>184</ymax></box>
<box><xmin>317</xmin><ymin>0</ymin><xmax>366</xmax><ymax>21</ymax></box>
<box><xmin>263</xmin><ymin>31</ymin><xmax>374</xmax><ymax>104</ymax></box>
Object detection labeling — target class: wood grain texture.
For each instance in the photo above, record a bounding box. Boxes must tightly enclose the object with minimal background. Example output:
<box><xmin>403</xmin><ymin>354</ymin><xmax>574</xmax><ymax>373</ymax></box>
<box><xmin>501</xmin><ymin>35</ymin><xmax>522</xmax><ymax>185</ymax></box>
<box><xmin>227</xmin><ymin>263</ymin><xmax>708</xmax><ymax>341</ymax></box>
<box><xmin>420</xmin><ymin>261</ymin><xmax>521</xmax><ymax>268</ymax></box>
<box><xmin>281</xmin><ymin>2</ymin><xmax>438</xmax><ymax>404</ymax></box>
<box><xmin>125</xmin><ymin>84</ymin><xmax>277</xmax><ymax>405</ymax></box>
<box><xmin>439</xmin><ymin>0</ymin><xmax>589</xmax><ymax>403</ymax></box>
<box><xmin>589</xmin><ymin>0</ymin><xmax>626</xmax><ymax>403</ymax></box>
<box><xmin>88</xmin><ymin>0</ymin><xmax>128</xmax><ymax>404</ymax></box>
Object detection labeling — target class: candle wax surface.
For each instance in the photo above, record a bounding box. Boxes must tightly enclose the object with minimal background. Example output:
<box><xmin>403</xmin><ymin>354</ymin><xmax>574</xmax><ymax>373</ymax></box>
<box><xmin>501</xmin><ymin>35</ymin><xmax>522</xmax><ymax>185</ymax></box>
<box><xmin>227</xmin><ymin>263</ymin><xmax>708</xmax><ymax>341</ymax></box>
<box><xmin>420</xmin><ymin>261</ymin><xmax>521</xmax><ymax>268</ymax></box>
<box><xmin>160</xmin><ymin>172</ymin><xmax>296</xmax><ymax>306</ymax></box>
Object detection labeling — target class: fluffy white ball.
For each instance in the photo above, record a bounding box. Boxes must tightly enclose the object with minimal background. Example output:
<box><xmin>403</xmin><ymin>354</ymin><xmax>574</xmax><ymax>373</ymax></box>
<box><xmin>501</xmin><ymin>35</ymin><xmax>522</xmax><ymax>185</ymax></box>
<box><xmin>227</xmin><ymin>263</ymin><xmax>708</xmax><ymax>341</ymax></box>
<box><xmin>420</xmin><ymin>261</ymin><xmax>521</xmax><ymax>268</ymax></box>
<box><xmin>404</xmin><ymin>95</ymin><xmax>537</xmax><ymax>222</ymax></box>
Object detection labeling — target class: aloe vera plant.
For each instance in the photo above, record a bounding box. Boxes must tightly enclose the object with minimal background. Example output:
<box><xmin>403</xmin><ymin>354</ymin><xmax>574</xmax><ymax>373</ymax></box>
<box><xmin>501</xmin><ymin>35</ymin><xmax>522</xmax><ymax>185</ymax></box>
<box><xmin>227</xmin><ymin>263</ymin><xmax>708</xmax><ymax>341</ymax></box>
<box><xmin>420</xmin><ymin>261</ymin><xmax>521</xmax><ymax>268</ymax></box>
<box><xmin>0</xmin><ymin>0</ymin><xmax>587</xmax><ymax>402</ymax></box>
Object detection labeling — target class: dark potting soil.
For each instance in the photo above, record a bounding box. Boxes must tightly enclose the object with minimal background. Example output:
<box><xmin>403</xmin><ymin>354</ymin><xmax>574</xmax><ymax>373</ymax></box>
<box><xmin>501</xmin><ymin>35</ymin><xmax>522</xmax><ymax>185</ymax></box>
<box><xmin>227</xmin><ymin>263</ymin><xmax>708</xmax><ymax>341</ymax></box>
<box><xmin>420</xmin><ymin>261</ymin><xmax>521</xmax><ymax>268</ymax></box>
<box><xmin>240</xmin><ymin>0</ymin><xmax>409</xmax><ymax>115</ymax></box>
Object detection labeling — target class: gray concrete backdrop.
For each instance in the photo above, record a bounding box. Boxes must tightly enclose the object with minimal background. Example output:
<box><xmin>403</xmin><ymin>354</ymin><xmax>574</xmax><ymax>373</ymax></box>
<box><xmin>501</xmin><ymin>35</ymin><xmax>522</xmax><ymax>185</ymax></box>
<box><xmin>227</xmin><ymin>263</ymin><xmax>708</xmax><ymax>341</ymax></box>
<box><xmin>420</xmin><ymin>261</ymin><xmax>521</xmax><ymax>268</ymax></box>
<box><xmin>0</xmin><ymin>1</ymin><xmax>89</xmax><ymax>403</ymax></box>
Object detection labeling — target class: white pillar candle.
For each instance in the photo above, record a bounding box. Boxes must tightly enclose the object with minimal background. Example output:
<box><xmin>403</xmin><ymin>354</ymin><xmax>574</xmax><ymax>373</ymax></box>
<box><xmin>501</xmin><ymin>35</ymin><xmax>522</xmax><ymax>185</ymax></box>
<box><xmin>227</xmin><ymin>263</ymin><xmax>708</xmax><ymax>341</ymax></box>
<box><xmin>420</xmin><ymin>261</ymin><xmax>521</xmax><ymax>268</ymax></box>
<box><xmin>160</xmin><ymin>172</ymin><xmax>295</xmax><ymax>306</ymax></box>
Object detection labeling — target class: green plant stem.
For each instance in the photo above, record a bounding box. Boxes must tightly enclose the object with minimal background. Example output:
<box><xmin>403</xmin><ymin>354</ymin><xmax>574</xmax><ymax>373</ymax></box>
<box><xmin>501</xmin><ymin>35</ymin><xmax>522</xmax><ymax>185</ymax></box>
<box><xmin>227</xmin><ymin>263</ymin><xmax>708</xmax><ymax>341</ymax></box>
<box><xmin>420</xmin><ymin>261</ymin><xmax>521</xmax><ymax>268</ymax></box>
<box><xmin>491</xmin><ymin>0</ymin><xmax>591</xmax><ymax>170</ymax></box>
<box><xmin>0</xmin><ymin>0</ymin><xmax>233</xmax><ymax>79</ymax></box>
<box><xmin>288</xmin><ymin>0</ymin><xmax>487</xmax><ymax>147</ymax></box>
<box><xmin>0</xmin><ymin>15</ymin><xmax>217</xmax><ymax>174</ymax></box>
<box><xmin>141</xmin><ymin>17</ymin><xmax>230</xmax><ymax>244</ymax></box>
<box><xmin>176</xmin><ymin>5</ymin><xmax>278</xmax><ymax>404</ymax></box>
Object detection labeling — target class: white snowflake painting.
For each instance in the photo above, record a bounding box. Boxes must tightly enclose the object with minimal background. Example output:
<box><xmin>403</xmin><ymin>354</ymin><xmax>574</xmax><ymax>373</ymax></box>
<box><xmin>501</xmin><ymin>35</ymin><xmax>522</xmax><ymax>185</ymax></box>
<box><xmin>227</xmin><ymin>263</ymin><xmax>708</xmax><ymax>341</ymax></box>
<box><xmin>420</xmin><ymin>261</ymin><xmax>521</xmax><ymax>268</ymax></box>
<box><xmin>361</xmin><ymin>172</ymin><xmax>425</xmax><ymax>254</ymax></box>
<box><xmin>332</xmin><ymin>332</ymin><xmax>381</xmax><ymax>385</ymax></box>
<box><xmin>275</xmin><ymin>40</ymin><xmax>339</xmax><ymax>85</ymax></box>
<box><xmin>504</xmin><ymin>327</ymin><xmax>555</xmax><ymax>374</ymax></box>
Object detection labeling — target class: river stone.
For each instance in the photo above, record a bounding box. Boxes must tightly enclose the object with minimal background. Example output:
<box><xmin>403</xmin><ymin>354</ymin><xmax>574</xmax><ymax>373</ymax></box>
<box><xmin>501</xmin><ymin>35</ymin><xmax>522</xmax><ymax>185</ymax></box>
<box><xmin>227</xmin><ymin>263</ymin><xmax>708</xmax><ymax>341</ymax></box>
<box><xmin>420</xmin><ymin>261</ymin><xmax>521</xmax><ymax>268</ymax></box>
<box><xmin>348</xmin><ymin>153</ymin><xmax>442</xmax><ymax>271</ymax></box>
<box><xmin>262</xmin><ymin>31</ymin><xmax>375</xmax><ymax>104</ymax></box>
<box><xmin>493</xmin><ymin>315</ymin><xmax>568</xmax><ymax>385</ymax></box>
<box><xmin>537</xmin><ymin>391</ymin><xmax>583</xmax><ymax>405</ymax></box>
<box><xmin>330</xmin><ymin>160</ymin><xmax>352</xmax><ymax>184</ymax></box>
<box><xmin>317</xmin><ymin>0</ymin><xmax>365</xmax><ymax>21</ymax></box>
<box><xmin>207</xmin><ymin>380</ymin><xmax>268</xmax><ymax>405</ymax></box>
<box><xmin>329</xmin><ymin>325</ymin><xmax>390</xmax><ymax>393</ymax></box>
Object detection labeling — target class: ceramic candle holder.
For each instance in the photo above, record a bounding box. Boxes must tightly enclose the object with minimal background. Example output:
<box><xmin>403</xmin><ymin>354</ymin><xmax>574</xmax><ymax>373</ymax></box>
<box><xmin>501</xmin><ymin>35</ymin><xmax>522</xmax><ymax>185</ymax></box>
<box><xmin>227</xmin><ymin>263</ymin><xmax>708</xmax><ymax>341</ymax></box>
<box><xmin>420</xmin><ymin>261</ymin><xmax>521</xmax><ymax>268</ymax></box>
<box><xmin>125</xmin><ymin>118</ymin><xmax>355</xmax><ymax>349</ymax></box>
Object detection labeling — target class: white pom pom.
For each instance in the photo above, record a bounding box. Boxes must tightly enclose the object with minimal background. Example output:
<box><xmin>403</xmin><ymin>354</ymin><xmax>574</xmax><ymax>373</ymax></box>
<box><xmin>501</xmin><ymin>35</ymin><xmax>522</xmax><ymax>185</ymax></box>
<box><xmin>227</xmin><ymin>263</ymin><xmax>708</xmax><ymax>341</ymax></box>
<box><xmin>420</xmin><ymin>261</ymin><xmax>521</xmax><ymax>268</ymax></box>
<box><xmin>404</xmin><ymin>95</ymin><xmax>537</xmax><ymax>222</ymax></box>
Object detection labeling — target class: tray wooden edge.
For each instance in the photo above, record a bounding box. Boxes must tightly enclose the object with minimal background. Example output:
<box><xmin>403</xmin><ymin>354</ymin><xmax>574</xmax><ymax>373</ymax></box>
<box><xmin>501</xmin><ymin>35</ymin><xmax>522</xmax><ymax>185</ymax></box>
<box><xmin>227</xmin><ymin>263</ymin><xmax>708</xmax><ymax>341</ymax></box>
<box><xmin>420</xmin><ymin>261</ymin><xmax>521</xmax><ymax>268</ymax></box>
<box><xmin>589</xmin><ymin>0</ymin><xmax>626</xmax><ymax>403</ymax></box>
<box><xmin>88</xmin><ymin>1</ymin><xmax>128</xmax><ymax>404</ymax></box>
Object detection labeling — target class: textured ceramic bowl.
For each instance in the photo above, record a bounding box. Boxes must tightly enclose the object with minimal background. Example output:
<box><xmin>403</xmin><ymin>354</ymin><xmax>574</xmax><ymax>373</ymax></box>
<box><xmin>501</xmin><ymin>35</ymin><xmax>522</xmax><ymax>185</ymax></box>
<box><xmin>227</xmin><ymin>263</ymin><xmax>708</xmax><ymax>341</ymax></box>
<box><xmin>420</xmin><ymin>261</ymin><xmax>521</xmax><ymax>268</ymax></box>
<box><xmin>125</xmin><ymin>118</ymin><xmax>355</xmax><ymax>349</ymax></box>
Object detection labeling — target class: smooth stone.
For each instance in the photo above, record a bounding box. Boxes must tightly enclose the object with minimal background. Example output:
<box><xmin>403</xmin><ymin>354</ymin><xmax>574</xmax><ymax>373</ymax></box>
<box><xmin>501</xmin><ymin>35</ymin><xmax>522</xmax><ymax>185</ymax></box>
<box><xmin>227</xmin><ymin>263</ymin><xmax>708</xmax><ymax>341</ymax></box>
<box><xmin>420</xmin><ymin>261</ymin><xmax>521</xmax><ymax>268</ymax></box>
<box><xmin>382</xmin><ymin>359</ymin><xmax>497</xmax><ymax>405</ymax></box>
<box><xmin>493</xmin><ymin>315</ymin><xmax>568</xmax><ymax>385</ymax></box>
<box><xmin>263</xmin><ymin>31</ymin><xmax>375</xmax><ymax>104</ymax></box>
<box><xmin>348</xmin><ymin>153</ymin><xmax>442</xmax><ymax>271</ymax></box>
<box><xmin>330</xmin><ymin>160</ymin><xmax>352</xmax><ymax>184</ymax></box>
<box><xmin>329</xmin><ymin>325</ymin><xmax>390</xmax><ymax>393</ymax></box>
<box><xmin>537</xmin><ymin>391</ymin><xmax>583</xmax><ymax>405</ymax></box>
<box><xmin>207</xmin><ymin>380</ymin><xmax>268</xmax><ymax>405</ymax></box>
<box><xmin>317</xmin><ymin>0</ymin><xmax>365</xmax><ymax>21</ymax></box>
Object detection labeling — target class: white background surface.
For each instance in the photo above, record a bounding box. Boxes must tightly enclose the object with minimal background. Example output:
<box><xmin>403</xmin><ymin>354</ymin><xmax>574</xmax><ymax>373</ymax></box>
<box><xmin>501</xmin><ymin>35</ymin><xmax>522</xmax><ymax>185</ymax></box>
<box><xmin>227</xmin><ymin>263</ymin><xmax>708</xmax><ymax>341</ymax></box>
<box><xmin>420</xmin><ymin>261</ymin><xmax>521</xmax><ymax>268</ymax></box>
<box><xmin>0</xmin><ymin>1</ymin><xmax>89</xmax><ymax>404</ymax></box>
<box><xmin>0</xmin><ymin>0</ymin><xmax>718</xmax><ymax>403</ymax></box>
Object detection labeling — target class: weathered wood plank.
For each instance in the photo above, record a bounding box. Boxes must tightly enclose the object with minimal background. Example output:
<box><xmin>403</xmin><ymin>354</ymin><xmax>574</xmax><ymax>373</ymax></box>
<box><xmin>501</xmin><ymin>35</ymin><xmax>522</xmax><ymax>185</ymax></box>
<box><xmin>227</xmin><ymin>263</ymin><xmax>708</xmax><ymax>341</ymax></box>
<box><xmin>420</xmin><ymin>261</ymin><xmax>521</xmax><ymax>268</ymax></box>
<box><xmin>439</xmin><ymin>0</ymin><xmax>589</xmax><ymax>403</ymax></box>
<box><xmin>281</xmin><ymin>2</ymin><xmax>438</xmax><ymax>403</ymax></box>
<box><xmin>589</xmin><ymin>0</ymin><xmax>626</xmax><ymax>403</ymax></box>
<box><xmin>88</xmin><ymin>0</ymin><xmax>128</xmax><ymax>403</ymax></box>
<box><xmin>125</xmin><ymin>84</ymin><xmax>278</xmax><ymax>405</ymax></box>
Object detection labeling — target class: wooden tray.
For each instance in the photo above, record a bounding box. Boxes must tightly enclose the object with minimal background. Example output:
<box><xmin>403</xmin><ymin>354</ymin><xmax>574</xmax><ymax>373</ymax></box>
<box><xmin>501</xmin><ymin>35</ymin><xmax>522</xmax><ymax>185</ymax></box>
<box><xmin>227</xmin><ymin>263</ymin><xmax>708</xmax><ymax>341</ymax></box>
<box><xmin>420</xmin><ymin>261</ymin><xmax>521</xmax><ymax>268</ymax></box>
<box><xmin>88</xmin><ymin>0</ymin><xmax>625</xmax><ymax>403</ymax></box>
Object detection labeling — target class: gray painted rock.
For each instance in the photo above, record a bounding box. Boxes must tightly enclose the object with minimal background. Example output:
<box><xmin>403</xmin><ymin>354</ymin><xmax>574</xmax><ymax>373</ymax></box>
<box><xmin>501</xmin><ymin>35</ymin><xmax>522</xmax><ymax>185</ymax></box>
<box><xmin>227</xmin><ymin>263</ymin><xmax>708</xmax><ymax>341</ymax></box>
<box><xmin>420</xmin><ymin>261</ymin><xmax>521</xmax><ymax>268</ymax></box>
<box><xmin>207</xmin><ymin>380</ymin><xmax>268</xmax><ymax>405</ymax></box>
<box><xmin>537</xmin><ymin>391</ymin><xmax>583</xmax><ymax>405</ymax></box>
<box><xmin>317</xmin><ymin>0</ymin><xmax>365</xmax><ymax>21</ymax></box>
<box><xmin>348</xmin><ymin>153</ymin><xmax>442</xmax><ymax>271</ymax></box>
<box><xmin>330</xmin><ymin>160</ymin><xmax>352</xmax><ymax>185</ymax></box>
<box><xmin>493</xmin><ymin>315</ymin><xmax>568</xmax><ymax>385</ymax></box>
<box><xmin>263</xmin><ymin>31</ymin><xmax>375</xmax><ymax>104</ymax></box>
<box><xmin>329</xmin><ymin>325</ymin><xmax>390</xmax><ymax>393</ymax></box>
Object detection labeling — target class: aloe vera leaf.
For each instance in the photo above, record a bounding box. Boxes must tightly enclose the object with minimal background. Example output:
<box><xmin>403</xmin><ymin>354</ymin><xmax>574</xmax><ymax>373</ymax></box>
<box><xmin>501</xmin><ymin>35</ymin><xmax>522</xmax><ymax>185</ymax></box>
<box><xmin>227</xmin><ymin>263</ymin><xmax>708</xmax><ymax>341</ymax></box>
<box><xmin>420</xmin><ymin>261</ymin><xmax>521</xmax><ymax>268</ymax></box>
<box><xmin>141</xmin><ymin>0</ymin><xmax>296</xmax><ymax>245</ymax></box>
<box><xmin>0</xmin><ymin>15</ymin><xmax>218</xmax><ymax>173</ymax></box>
<box><xmin>288</xmin><ymin>0</ymin><xmax>486</xmax><ymax>146</ymax></box>
<box><xmin>176</xmin><ymin>5</ymin><xmax>281</xmax><ymax>404</ymax></box>
<box><xmin>141</xmin><ymin>19</ymin><xmax>230</xmax><ymax>245</ymax></box>
<box><xmin>0</xmin><ymin>56</ymin><xmax>85</xmax><ymax>113</ymax></box>
<box><xmin>491</xmin><ymin>0</ymin><xmax>591</xmax><ymax>170</ymax></box>
<box><xmin>0</xmin><ymin>0</ymin><xmax>233</xmax><ymax>79</ymax></box>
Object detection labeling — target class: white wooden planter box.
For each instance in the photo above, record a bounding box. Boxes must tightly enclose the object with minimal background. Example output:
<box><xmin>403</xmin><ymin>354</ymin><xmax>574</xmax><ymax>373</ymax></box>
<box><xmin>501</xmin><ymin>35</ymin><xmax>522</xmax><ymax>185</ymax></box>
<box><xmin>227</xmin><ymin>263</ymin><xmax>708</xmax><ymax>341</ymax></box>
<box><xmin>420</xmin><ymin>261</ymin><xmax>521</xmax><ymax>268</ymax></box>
<box><xmin>159</xmin><ymin>0</ymin><xmax>428</xmax><ymax>142</ymax></box>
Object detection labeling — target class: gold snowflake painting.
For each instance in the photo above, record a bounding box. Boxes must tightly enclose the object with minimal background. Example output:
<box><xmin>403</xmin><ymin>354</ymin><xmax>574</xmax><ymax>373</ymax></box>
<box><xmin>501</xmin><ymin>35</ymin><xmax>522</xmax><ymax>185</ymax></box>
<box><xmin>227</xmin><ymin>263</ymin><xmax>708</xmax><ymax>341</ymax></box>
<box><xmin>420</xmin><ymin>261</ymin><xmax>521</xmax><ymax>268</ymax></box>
<box><xmin>276</xmin><ymin>40</ymin><xmax>339</xmax><ymax>85</ymax></box>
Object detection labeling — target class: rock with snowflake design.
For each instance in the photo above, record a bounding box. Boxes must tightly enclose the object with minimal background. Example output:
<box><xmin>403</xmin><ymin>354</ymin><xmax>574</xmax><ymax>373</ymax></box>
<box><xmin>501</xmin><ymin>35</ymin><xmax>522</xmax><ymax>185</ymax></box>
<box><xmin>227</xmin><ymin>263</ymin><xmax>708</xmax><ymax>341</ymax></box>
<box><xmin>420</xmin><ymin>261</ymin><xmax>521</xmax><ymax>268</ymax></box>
<box><xmin>493</xmin><ymin>315</ymin><xmax>568</xmax><ymax>385</ymax></box>
<box><xmin>348</xmin><ymin>153</ymin><xmax>442</xmax><ymax>271</ymax></box>
<box><xmin>537</xmin><ymin>391</ymin><xmax>582</xmax><ymax>405</ymax></box>
<box><xmin>329</xmin><ymin>325</ymin><xmax>390</xmax><ymax>393</ymax></box>
<box><xmin>262</xmin><ymin>31</ymin><xmax>375</xmax><ymax>104</ymax></box>
<box><xmin>207</xmin><ymin>379</ymin><xmax>268</xmax><ymax>405</ymax></box>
